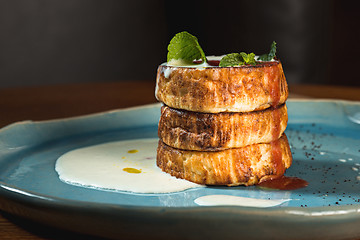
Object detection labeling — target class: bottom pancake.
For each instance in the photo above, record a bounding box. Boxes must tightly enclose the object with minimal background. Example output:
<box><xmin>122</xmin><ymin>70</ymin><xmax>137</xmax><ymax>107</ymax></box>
<box><xmin>156</xmin><ymin>134</ymin><xmax>292</xmax><ymax>186</ymax></box>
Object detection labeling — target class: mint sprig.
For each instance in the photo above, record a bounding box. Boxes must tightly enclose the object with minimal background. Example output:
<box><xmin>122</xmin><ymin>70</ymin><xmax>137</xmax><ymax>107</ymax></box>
<box><xmin>218</xmin><ymin>53</ymin><xmax>242</xmax><ymax>67</ymax></box>
<box><xmin>166</xmin><ymin>32</ymin><xmax>278</xmax><ymax>66</ymax></box>
<box><xmin>258</xmin><ymin>41</ymin><xmax>277</xmax><ymax>61</ymax></box>
<box><xmin>167</xmin><ymin>31</ymin><xmax>207</xmax><ymax>64</ymax></box>
<box><xmin>219</xmin><ymin>52</ymin><xmax>256</xmax><ymax>67</ymax></box>
<box><xmin>240</xmin><ymin>52</ymin><xmax>256</xmax><ymax>65</ymax></box>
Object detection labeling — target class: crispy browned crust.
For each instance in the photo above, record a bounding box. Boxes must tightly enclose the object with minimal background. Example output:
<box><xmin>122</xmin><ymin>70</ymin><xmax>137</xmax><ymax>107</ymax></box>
<box><xmin>158</xmin><ymin>104</ymin><xmax>288</xmax><ymax>151</ymax></box>
<box><xmin>156</xmin><ymin>134</ymin><xmax>292</xmax><ymax>186</ymax></box>
<box><xmin>155</xmin><ymin>61</ymin><xmax>288</xmax><ymax>113</ymax></box>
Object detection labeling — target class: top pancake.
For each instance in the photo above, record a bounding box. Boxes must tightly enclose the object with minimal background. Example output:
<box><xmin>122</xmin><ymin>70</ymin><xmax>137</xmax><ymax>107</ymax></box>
<box><xmin>155</xmin><ymin>61</ymin><xmax>288</xmax><ymax>113</ymax></box>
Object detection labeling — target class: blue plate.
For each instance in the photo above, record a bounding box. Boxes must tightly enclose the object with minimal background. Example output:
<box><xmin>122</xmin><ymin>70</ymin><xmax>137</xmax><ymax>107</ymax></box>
<box><xmin>1</xmin><ymin>100</ymin><xmax>360</xmax><ymax>239</ymax></box>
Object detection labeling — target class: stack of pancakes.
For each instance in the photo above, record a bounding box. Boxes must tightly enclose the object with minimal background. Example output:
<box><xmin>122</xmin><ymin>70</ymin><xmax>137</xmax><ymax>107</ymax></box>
<box><xmin>155</xmin><ymin>61</ymin><xmax>292</xmax><ymax>186</ymax></box>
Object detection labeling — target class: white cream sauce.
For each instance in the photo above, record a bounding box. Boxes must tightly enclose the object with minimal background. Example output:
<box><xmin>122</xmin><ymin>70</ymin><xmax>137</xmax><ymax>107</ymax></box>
<box><xmin>167</xmin><ymin>59</ymin><xmax>210</xmax><ymax>68</ymax></box>
<box><xmin>194</xmin><ymin>195</ymin><xmax>290</xmax><ymax>207</ymax></box>
<box><xmin>161</xmin><ymin>56</ymin><xmax>221</xmax><ymax>79</ymax></box>
<box><xmin>55</xmin><ymin>138</ymin><xmax>201</xmax><ymax>194</ymax></box>
<box><xmin>55</xmin><ymin>138</ymin><xmax>291</xmax><ymax>208</ymax></box>
<box><xmin>164</xmin><ymin>56</ymin><xmax>223</xmax><ymax>68</ymax></box>
<box><xmin>163</xmin><ymin>55</ymin><xmax>274</xmax><ymax>70</ymax></box>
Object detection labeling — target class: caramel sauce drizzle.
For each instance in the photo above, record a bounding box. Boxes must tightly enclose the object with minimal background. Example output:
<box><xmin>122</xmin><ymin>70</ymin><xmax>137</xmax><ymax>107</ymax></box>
<box><xmin>258</xmin><ymin>66</ymin><xmax>308</xmax><ymax>190</ymax></box>
<box><xmin>267</xmin><ymin>65</ymin><xmax>284</xmax><ymax>177</ymax></box>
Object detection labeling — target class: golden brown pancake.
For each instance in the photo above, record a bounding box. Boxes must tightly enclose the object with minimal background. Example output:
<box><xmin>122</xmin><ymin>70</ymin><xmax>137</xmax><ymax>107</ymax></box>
<box><xmin>157</xmin><ymin>134</ymin><xmax>292</xmax><ymax>186</ymax></box>
<box><xmin>155</xmin><ymin>61</ymin><xmax>288</xmax><ymax>113</ymax></box>
<box><xmin>158</xmin><ymin>104</ymin><xmax>288</xmax><ymax>151</ymax></box>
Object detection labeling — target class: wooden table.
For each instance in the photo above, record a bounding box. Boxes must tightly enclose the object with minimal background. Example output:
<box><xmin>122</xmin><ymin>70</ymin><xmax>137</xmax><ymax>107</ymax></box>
<box><xmin>0</xmin><ymin>81</ymin><xmax>360</xmax><ymax>239</ymax></box>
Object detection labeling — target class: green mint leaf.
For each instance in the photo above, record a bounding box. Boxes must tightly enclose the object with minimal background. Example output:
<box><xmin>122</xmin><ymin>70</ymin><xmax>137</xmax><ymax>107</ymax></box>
<box><xmin>219</xmin><ymin>52</ymin><xmax>256</xmax><ymax>67</ymax></box>
<box><xmin>219</xmin><ymin>53</ymin><xmax>243</xmax><ymax>67</ymax></box>
<box><xmin>167</xmin><ymin>31</ymin><xmax>206</xmax><ymax>64</ymax></box>
<box><xmin>258</xmin><ymin>54</ymin><xmax>269</xmax><ymax>61</ymax></box>
<box><xmin>240</xmin><ymin>52</ymin><xmax>256</xmax><ymax>65</ymax></box>
<box><xmin>258</xmin><ymin>41</ymin><xmax>277</xmax><ymax>61</ymax></box>
<box><xmin>268</xmin><ymin>41</ymin><xmax>277</xmax><ymax>59</ymax></box>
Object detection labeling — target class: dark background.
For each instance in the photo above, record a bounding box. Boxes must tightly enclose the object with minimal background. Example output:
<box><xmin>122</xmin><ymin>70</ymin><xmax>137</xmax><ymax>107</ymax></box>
<box><xmin>0</xmin><ymin>0</ymin><xmax>359</xmax><ymax>88</ymax></box>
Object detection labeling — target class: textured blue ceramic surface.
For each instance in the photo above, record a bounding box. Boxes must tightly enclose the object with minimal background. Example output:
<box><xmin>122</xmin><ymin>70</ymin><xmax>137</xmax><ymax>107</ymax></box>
<box><xmin>0</xmin><ymin>100</ymin><xmax>360</xmax><ymax>239</ymax></box>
